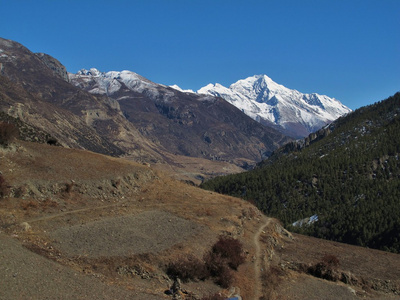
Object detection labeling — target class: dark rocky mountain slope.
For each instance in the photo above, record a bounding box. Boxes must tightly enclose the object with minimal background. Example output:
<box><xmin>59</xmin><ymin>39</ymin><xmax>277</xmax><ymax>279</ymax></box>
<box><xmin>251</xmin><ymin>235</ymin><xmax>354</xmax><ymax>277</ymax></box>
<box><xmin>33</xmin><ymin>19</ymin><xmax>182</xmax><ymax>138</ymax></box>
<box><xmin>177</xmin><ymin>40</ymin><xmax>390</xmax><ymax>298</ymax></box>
<box><xmin>0</xmin><ymin>38</ymin><xmax>152</xmax><ymax>158</ymax></box>
<box><xmin>0</xmin><ymin>37</ymin><xmax>290</xmax><ymax>168</ymax></box>
<box><xmin>69</xmin><ymin>69</ymin><xmax>291</xmax><ymax>165</ymax></box>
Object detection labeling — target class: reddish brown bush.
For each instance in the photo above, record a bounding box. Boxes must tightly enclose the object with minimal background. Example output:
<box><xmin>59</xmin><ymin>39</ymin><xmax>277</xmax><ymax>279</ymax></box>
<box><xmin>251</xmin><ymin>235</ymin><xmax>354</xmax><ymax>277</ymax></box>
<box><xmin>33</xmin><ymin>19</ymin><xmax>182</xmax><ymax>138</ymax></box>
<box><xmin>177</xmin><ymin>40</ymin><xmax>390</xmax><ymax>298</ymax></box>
<box><xmin>211</xmin><ymin>236</ymin><xmax>245</xmax><ymax>270</ymax></box>
<box><xmin>213</xmin><ymin>264</ymin><xmax>234</xmax><ymax>288</ymax></box>
<box><xmin>0</xmin><ymin>122</ymin><xmax>19</xmax><ymax>146</ymax></box>
<box><xmin>41</xmin><ymin>198</ymin><xmax>59</xmax><ymax>210</ymax></box>
<box><xmin>165</xmin><ymin>236</ymin><xmax>244</xmax><ymax>289</ymax></box>
<box><xmin>202</xmin><ymin>236</ymin><xmax>245</xmax><ymax>288</ymax></box>
<box><xmin>21</xmin><ymin>200</ymin><xmax>39</xmax><ymax>210</ymax></box>
<box><xmin>166</xmin><ymin>254</ymin><xmax>208</xmax><ymax>282</ymax></box>
<box><xmin>308</xmin><ymin>254</ymin><xmax>341</xmax><ymax>281</ymax></box>
<box><xmin>0</xmin><ymin>174</ymin><xmax>8</xmax><ymax>197</ymax></box>
<box><xmin>322</xmin><ymin>254</ymin><xmax>340</xmax><ymax>269</ymax></box>
<box><xmin>204</xmin><ymin>251</ymin><xmax>226</xmax><ymax>278</ymax></box>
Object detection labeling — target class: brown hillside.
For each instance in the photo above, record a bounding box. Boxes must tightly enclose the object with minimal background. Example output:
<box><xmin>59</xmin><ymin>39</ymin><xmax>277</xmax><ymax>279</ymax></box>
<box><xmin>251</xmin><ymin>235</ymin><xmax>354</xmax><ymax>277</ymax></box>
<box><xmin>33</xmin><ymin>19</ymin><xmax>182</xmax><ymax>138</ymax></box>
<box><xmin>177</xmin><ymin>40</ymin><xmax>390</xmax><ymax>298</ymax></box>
<box><xmin>0</xmin><ymin>37</ymin><xmax>291</xmax><ymax>177</ymax></box>
<box><xmin>0</xmin><ymin>141</ymin><xmax>399</xmax><ymax>299</ymax></box>
<box><xmin>0</xmin><ymin>141</ymin><xmax>268</xmax><ymax>299</ymax></box>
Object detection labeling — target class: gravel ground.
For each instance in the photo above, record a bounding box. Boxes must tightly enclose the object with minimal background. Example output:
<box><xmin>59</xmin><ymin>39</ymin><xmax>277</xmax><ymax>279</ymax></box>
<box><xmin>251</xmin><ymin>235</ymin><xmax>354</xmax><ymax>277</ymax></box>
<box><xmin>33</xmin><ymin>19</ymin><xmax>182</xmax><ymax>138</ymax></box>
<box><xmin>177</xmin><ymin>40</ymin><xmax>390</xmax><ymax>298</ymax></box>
<box><xmin>49</xmin><ymin>210</ymin><xmax>203</xmax><ymax>257</ymax></box>
<box><xmin>278</xmin><ymin>275</ymin><xmax>358</xmax><ymax>300</ymax></box>
<box><xmin>0</xmin><ymin>233</ymin><xmax>164</xmax><ymax>300</ymax></box>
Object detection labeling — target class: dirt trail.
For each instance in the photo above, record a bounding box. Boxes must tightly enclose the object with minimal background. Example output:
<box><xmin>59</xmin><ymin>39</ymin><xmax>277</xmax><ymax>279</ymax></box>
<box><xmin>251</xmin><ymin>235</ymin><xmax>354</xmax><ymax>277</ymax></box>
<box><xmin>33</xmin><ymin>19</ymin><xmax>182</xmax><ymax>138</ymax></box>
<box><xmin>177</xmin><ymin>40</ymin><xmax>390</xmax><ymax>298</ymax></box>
<box><xmin>24</xmin><ymin>202</ymin><xmax>127</xmax><ymax>224</ymax></box>
<box><xmin>253</xmin><ymin>218</ymin><xmax>271</xmax><ymax>300</ymax></box>
<box><xmin>23</xmin><ymin>199</ymin><xmax>224</xmax><ymax>225</ymax></box>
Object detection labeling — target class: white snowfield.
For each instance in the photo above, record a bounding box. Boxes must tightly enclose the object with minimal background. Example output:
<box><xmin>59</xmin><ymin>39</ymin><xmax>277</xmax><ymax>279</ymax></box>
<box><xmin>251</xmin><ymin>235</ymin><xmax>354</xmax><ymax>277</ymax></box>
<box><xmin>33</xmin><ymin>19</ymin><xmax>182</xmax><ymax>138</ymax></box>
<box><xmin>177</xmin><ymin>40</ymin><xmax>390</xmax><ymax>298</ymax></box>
<box><xmin>196</xmin><ymin>75</ymin><xmax>351</xmax><ymax>137</ymax></box>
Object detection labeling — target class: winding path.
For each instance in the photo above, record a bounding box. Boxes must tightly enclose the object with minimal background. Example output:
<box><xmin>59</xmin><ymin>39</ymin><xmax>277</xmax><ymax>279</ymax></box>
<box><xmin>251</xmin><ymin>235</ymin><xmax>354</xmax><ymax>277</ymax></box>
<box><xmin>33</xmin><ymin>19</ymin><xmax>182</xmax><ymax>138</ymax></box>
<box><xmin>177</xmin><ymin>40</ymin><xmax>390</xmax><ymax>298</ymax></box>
<box><xmin>253</xmin><ymin>218</ymin><xmax>272</xmax><ymax>300</ymax></box>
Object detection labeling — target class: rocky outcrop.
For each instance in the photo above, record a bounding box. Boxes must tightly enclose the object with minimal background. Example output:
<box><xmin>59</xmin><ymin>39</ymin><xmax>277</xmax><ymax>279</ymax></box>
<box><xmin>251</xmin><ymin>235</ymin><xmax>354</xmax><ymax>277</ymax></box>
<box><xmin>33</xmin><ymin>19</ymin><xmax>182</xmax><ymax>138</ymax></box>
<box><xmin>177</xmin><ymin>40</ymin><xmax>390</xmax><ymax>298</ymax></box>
<box><xmin>274</xmin><ymin>124</ymin><xmax>334</xmax><ymax>155</ymax></box>
<box><xmin>304</xmin><ymin>126</ymin><xmax>333</xmax><ymax>147</ymax></box>
<box><xmin>35</xmin><ymin>53</ymin><xmax>69</xmax><ymax>82</ymax></box>
<box><xmin>0</xmin><ymin>112</ymin><xmax>60</xmax><ymax>146</ymax></box>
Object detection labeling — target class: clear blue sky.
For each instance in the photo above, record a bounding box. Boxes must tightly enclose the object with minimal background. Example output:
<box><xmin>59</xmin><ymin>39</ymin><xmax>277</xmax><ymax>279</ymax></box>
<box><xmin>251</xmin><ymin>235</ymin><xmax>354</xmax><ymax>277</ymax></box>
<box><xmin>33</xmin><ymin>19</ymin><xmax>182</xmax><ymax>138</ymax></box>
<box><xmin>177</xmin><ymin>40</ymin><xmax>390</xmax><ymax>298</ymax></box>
<box><xmin>1</xmin><ymin>0</ymin><xmax>399</xmax><ymax>110</ymax></box>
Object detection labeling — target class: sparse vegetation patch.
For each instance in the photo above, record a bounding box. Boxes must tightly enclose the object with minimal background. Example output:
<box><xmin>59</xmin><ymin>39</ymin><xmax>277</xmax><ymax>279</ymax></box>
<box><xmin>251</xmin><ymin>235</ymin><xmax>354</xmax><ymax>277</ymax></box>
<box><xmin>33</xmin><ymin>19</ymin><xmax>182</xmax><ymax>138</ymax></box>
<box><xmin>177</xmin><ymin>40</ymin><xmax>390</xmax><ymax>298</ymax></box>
<box><xmin>210</xmin><ymin>235</ymin><xmax>246</xmax><ymax>270</ymax></box>
<box><xmin>166</xmin><ymin>235</ymin><xmax>245</xmax><ymax>289</ymax></box>
<box><xmin>307</xmin><ymin>254</ymin><xmax>341</xmax><ymax>281</ymax></box>
<box><xmin>166</xmin><ymin>254</ymin><xmax>207</xmax><ymax>282</ymax></box>
<box><xmin>0</xmin><ymin>121</ymin><xmax>19</xmax><ymax>146</ymax></box>
<box><xmin>0</xmin><ymin>174</ymin><xmax>9</xmax><ymax>197</ymax></box>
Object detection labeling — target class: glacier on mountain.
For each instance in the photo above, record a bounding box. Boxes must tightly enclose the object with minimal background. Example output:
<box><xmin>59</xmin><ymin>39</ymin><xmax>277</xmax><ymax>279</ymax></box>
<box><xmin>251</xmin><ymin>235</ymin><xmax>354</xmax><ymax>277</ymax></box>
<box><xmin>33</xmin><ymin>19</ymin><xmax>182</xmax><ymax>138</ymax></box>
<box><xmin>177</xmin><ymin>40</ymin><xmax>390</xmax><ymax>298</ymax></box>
<box><xmin>197</xmin><ymin>75</ymin><xmax>351</xmax><ymax>138</ymax></box>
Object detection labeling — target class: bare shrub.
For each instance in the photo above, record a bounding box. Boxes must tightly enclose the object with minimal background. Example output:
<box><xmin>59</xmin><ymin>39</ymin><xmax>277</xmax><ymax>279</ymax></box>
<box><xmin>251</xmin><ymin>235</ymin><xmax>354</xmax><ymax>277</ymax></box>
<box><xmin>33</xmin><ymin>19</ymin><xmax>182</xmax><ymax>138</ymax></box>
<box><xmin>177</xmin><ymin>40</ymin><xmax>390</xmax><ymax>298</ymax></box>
<box><xmin>41</xmin><ymin>198</ymin><xmax>59</xmax><ymax>210</ymax></box>
<box><xmin>21</xmin><ymin>200</ymin><xmax>39</xmax><ymax>210</ymax></box>
<box><xmin>213</xmin><ymin>264</ymin><xmax>233</xmax><ymax>288</ymax></box>
<box><xmin>211</xmin><ymin>236</ymin><xmax>245</xmax><ymax>270</ymax></box>
<box><xmin>0</xmin><ymin>122</ymin><xmax>19</xmax><ymax>146</ymax></box>
<box><xmin>65</xmin><ymin>182</ymin><xmax>75</xmax><ymax>193</ymax></box>
<box><xmin>204</xmin><ymin>251</ymin><xmax>226</xmax><ymax>277</ymax></box>
<box><xmin>321</xmin><ymin>254</ymin><xmax>340</xmax><ymax>269</ymax></box>
<box><xmin>0</xmin><ymin>174</ymin><xmax>9</xmax><ymax>197</ymax></box>
<box><xmin>46</xmin><ymin>138</ymin><xmax>58</xmax><ymax>146</ymax></box>
<box><xmin>204</xmin><ymin>250</ymin><xmax>233</xmax><ymax>287</ymax></box>
<box><xmin>203</xmin><ymin>236</ymin><xmax>245</xmax><ymax>288</ymax></box>
<box><xmin>165</xmin><ymin>236</ymin><xmax>245</xmax><ymax>289</ymax></box>
<box><xmin>308</xmin><ymin>254</ymin><xmax>341</xmax><ymax>281</ymax></box>
<box><xmin>166</xmin><ymin>254</ymin><xmax>208</xmax><ymax>282</ymax></box>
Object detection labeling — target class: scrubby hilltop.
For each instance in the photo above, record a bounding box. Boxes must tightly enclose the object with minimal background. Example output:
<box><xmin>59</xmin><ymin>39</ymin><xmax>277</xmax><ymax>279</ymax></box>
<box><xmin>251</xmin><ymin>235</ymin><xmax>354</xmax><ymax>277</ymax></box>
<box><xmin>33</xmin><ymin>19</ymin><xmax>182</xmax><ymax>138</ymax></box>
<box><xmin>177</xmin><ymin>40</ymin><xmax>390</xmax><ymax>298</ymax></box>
<box><xmin>202</xmin><ymin>92</ymin><xmax>400</xmax><ymax>253</ymax></box>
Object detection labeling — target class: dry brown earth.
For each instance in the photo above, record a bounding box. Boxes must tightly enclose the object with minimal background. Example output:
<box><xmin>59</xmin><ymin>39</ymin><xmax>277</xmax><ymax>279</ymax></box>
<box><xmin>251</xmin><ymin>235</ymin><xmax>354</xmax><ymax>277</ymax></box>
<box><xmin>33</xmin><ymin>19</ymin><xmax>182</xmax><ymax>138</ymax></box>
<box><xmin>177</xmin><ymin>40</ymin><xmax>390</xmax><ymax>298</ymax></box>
<box><xmin>0</xmin><ymin>141</ymin><xmax>266</xmax><ymax>299</ymax></box>
<box><xmin>271</xmin><ymin>232</ymin><xmax>400</xmax><ymax>299</ymax></box>
<box><xmin>0</xmin><ymin>141</ymin><xmax>399</xmax><ymax>299</ymax></box>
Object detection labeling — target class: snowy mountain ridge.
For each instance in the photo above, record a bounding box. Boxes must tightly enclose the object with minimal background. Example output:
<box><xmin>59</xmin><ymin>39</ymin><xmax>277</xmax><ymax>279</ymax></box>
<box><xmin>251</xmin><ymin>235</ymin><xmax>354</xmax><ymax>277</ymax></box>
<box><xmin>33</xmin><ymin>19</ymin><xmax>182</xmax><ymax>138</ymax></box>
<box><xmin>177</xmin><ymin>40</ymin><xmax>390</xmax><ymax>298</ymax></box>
<box><xmin>69</xmin><ymin>68</ymin><xmax>158</xmax><ymax>95</ymax></box>
<box><xmin>196</xmin><ymin>74</ymin><xmax>352</xmax><ymax>138</ymax></box>
<box><xmin>67</xmin><ymin>68</ymin><xmax>290</xmax><ymax>163</ymax></box>
<box><xmin>70</xmin><ymin>69</ymin><xmax>351</xmax><ymax>138</ymax></box>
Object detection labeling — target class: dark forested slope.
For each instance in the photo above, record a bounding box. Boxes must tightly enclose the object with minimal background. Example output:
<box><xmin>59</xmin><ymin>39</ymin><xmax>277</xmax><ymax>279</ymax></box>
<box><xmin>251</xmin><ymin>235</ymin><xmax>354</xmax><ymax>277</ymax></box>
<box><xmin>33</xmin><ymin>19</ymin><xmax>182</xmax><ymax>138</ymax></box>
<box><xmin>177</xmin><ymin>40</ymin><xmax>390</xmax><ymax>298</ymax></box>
<box><xmin>201</xmin><ymin>92</ymin><xmax>400</xmax><ymax>253</ymax></box>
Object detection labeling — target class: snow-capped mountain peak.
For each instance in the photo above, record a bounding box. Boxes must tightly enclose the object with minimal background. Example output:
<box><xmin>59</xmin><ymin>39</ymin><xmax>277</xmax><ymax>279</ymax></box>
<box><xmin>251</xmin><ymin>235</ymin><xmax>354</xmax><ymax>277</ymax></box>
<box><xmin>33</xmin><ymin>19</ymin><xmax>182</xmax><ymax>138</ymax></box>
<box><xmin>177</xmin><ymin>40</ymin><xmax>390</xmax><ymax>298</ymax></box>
<box><xmin>69</xmin><ymin>67</ymin><xmax>351</xmax><ymax>138</ymax></box>
<box><xmin>77</xmin><ymin>68</ymin><xmax>102</xmax><ymax>77</ymax></box>
<box><xmin>169</xmin><ymin>84</ymin><xmax>195</xmax><ymax>94</ymax></box>
<box><xmin>230</xmin><ymin>74</ymin><xmax>288</xmax><ymax>100</ymax></box>
<box><xmin>198</xmin><ymin>74</ymin><xmax>351</xmax><ymax>138</ymax></box>
<box><xmin>69</xmin><ymin>68</ymin><xmax>158</xmax><ymax>96</ymax></box>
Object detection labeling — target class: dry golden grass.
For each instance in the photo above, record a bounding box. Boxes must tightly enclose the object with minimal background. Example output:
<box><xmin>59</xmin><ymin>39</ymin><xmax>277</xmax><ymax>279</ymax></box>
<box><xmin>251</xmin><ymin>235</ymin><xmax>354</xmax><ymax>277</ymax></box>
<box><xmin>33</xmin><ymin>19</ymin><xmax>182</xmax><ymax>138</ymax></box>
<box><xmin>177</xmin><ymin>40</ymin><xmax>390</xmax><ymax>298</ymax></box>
<box><xmin>1</xmin><ymin>141</ymin><xmax>398</xmax><ymax>299</ymax></box>
<box><xmin>0</xmin><ymin>141</ymin><xmax>267</xmax><ymax>299</ymax></box>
